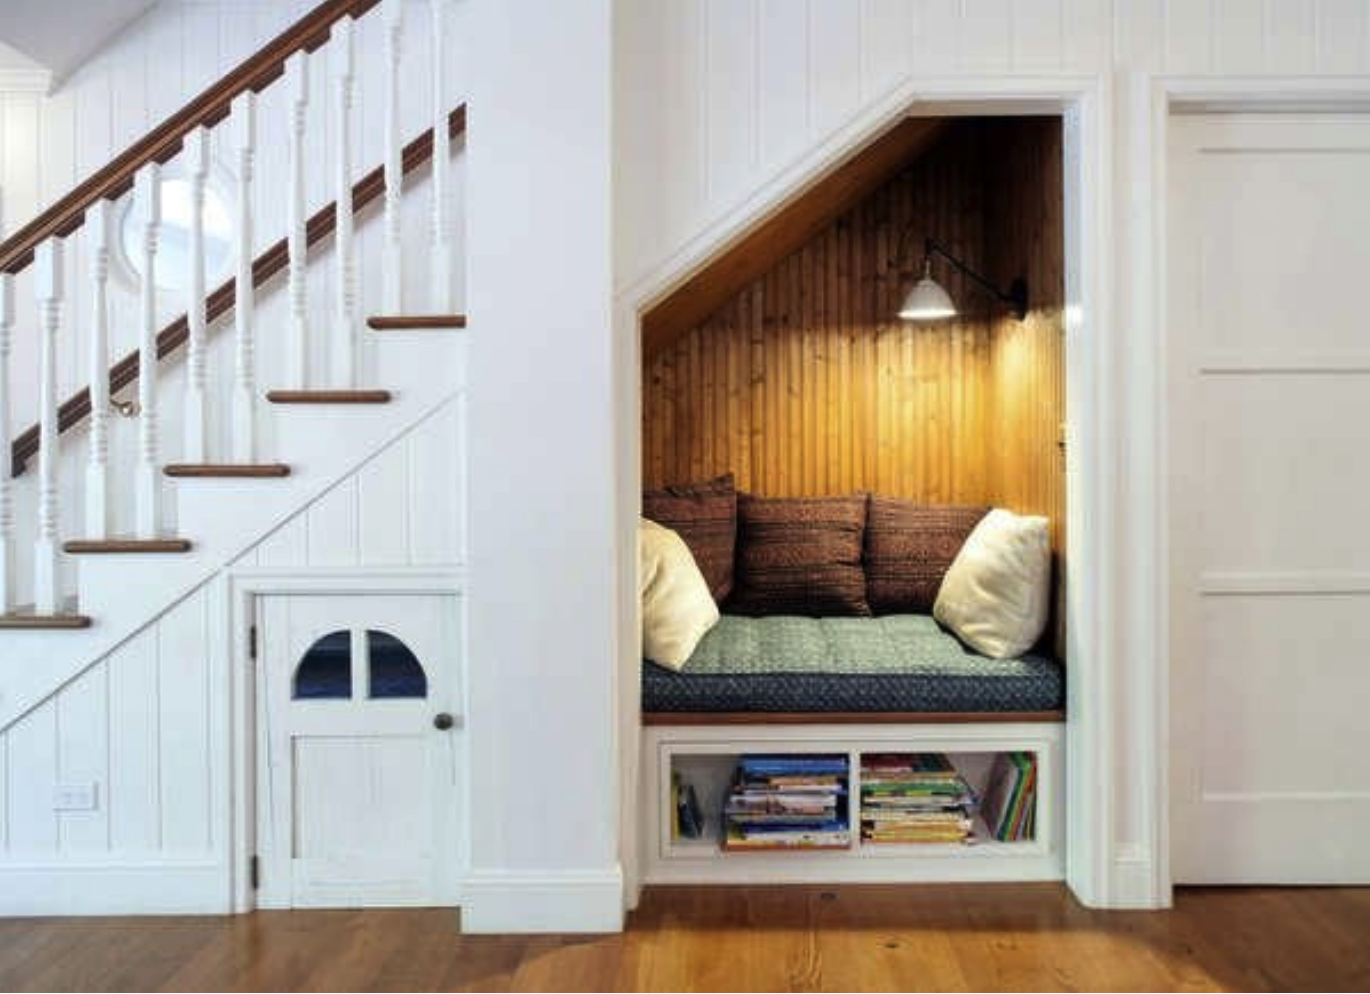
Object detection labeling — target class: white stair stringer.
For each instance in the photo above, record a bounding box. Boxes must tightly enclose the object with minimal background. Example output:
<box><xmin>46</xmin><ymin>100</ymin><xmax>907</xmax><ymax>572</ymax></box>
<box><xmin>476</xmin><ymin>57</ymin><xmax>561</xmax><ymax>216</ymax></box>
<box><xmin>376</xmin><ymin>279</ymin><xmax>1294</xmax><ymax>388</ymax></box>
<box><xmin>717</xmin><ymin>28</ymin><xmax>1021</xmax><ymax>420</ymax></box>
<box><xmin>0</xmin><ymin>330</ymin><xmax>466</xmax><ymax>732</ymax></box>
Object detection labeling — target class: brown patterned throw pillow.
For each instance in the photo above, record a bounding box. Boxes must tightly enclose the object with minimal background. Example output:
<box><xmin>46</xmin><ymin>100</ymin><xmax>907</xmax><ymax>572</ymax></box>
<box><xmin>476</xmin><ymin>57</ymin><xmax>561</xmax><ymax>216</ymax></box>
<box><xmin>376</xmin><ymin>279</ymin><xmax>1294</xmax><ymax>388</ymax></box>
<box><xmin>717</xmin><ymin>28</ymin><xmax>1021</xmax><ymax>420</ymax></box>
<box><xmin>642</xmin><ymin>473</ymin><xmax>737</xmax><ymax>602</ymax></box>
<box><xmin>728</xmin><ymin>494</ymin><xmax>870</xmax><ymax>617</ymax></box>
<box><xmin>864</xmin><ymin>496</ymin><xmax>988</xmax><ymax>615</ymax></box>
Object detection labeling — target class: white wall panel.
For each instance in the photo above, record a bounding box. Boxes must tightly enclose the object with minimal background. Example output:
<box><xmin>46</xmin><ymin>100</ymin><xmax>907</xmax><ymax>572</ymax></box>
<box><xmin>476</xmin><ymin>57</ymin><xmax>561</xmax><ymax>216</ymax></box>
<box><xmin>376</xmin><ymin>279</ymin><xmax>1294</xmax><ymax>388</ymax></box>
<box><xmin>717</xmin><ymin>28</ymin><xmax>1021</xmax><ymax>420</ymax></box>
<box><xmin>0</xmin><ymin>397</ymin><xmax>464</xmax><ymax>871</ymax></box>
<box><xmin>860</xmin><ymin>0</ymin><xmax>913</xmax><ymax>100</ymax></box>
<box><xmin>810</xmin><ymin>0</ymin><xmax>861</xmax><ymax>137</ymax></box>
<box><xmin>758</xmin><ymin>0</ymin><xmax>810</xmax><ymax>170</ymax></box>
<box><xmin>55</xmin><ymin>664</ymin><xmax>108</xmax><ymax>854</ymax></box>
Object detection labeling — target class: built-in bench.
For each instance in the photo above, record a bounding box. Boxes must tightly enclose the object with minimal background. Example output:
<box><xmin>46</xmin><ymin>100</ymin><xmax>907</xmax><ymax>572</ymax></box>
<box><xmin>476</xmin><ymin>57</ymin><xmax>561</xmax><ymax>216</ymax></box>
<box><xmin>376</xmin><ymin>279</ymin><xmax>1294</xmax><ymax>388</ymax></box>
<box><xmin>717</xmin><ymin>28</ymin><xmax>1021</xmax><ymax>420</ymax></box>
<box><xmin>641</xmin><ymin>614</ymin><xmax>1064</xmax><ymax>725</ymax></box>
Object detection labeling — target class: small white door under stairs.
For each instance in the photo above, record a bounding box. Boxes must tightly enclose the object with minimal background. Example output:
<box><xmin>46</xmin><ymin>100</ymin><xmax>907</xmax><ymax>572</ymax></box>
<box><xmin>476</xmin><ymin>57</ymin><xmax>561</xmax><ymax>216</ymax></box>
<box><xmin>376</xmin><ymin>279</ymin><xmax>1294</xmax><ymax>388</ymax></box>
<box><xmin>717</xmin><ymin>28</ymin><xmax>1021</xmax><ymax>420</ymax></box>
<box><xmin>256</xmin><ymin>593</ymin><xmax>463</xmax><ymax>908</ymax></box>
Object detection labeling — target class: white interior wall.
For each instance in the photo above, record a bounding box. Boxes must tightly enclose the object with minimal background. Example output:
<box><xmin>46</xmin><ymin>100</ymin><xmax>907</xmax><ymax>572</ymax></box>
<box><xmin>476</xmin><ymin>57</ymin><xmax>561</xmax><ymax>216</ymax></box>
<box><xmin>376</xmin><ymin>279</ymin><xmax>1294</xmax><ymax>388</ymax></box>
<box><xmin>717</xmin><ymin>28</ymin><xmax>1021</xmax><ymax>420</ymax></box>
<box><xmin>612</xmin><ymin>0</ymin><xmax>1370</xmax><ymax>910</ymax></box>
<box><xmin>0</xmin><ymin>395</ymin><xmax>463</xmax><ymax>914</ymax></box>
<box><xmin>464</xmin><ymin>0</ymin><xmax>621</xmax><ymax>933</ymax></box>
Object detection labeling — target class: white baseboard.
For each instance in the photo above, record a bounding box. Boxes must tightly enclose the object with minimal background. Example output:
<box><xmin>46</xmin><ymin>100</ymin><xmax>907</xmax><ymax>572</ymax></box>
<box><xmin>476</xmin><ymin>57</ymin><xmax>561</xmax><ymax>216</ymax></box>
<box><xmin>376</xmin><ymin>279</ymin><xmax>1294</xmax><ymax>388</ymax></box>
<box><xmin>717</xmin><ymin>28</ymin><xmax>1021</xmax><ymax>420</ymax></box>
<box><xmin>460</xmin><ymin>866</ymin><xmax>625</xmax><ymax>933</ymax></box>
<box><xmin>1111</xmin><ymin>847</ymin><xmax>1171</xmax><ymax>909</ymax></box>
<box><xmin>0</xmin><ymin>857</ymin><xmax>230</xmax><ymax>915</ymax></box>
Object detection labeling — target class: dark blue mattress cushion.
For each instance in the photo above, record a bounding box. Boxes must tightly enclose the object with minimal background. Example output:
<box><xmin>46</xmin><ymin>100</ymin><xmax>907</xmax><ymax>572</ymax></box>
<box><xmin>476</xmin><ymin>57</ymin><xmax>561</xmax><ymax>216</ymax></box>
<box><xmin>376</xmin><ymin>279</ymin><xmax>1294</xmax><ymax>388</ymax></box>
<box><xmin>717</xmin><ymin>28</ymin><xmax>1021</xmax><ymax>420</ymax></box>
<box><xmin>642</xmin><ymin>614</ymin><xmax>1063</xmax><ymax>713</ymax></box>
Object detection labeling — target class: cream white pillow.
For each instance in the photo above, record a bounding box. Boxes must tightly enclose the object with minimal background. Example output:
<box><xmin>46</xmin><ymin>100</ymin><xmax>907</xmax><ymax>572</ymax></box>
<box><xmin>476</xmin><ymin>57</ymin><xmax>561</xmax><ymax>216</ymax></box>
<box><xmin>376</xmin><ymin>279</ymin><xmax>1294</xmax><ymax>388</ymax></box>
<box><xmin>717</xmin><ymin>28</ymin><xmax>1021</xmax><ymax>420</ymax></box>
<box><xmin>640</xmin><ymin>518</ymin><xmax>720</xmax><ymax>670</ymax></box>
<box><xmin>933</xmin><ymin>509</ymin><xmax>1051</xmax><ymax>660</ymax></box>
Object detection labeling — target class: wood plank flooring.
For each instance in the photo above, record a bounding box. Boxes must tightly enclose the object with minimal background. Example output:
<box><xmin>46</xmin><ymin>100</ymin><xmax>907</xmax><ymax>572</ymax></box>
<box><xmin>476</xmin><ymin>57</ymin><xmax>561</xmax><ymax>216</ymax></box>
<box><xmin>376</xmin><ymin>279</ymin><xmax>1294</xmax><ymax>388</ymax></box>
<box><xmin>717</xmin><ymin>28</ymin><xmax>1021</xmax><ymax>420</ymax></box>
<box><xmin>1</xmin><ymin>884</ymin><xmax>1368</xmax><ymax>992</ymax></box>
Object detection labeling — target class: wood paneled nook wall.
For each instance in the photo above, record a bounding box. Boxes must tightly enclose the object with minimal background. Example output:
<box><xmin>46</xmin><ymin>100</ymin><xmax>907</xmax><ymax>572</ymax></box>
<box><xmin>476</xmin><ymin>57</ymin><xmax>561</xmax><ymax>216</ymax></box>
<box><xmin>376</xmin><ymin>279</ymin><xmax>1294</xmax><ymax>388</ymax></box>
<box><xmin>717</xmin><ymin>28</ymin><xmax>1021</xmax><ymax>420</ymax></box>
<box><xmin>641</xmin><ymin>117</ymin><xmax>1065</xmax><ymax>642</ymax></box>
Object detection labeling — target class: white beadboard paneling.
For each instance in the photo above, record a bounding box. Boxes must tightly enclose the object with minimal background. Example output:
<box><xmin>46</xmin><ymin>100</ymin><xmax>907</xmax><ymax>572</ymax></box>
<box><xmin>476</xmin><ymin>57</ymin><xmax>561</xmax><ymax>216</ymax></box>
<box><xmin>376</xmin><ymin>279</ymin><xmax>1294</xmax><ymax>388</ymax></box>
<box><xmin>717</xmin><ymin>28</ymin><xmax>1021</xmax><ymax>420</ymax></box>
<box><xmin>705</xmin><ymin>0</ymin><xmax>759</xmax><ymax>207</ymax></box>
<box><xmin>860</xmin><ymin>0</ymin><xmax>913</xmax><ymax>100</ymax></box>
<box><xmin>758</xmin><ymin>0</ymin><xmax>809</xmax><ymax>170</ymax></box>
<box><xmin>1214</xmin><ymin>0</ymin><xmax>1267</xmax><ymax>73</ymax></box>
<box><xmin>56</xmin><ymin>663</ymin><xmax>110</xmax><ymax>854</ymax></box>
<box><xmin>409</xmin><ymin>398</ymin><xmax>463</xmax><ymax>566</ymax></box>
<box><xmin>912</xmin><ymin>0</ymin><xmax>963</xmax><ymax>74</ymax></box>
<box><xmin>255</xmin><ymin>515</ymin><xmax>309</xmax><ymax>568</ymax></box>
<box><xmin>1265</xmin><ymin>0</ymin><xmax>1317</xmax><ymax>72</ymax></box>
<box><xmin>359</xmin><ymin>436</ymin><xmax>411</xmax><ymax>565</ymax></box>
<box><xmin>5</xmin><ymin>700</ymin><xmax>59</xmax><ymax>855</ymax></box>
<box><xmin>660</xmin><ymin>0</ymin><xmax>706</xmax><ymax>249</ymax></box>
<box><xmin>810</xmin><ymin>0</ymin><xmax>861</xmax><ymax>137</ymax></box>
<box><xmin>157</xmin><ymin>590</ymin><xmax>212</xmax><ymax>853</ymax></box>
<box><xmin>961</xmin><ymin>0</ymin><xmax>1013</xmax><ymax>72</ymax></box>
<box><xmin>2</xmin><ymin>94</ymin><xmax>40</xmax><ymax>229</ymax></box>
<box><xmin>1163</xmin><ymin>0</ymin><xmax>1214</xmax><ymax>73</ymax></box>
<box><xmin>306</xmin><ymin>476</ymin><xmax>361</xmax><ymax>567</ymax></box>
<box><xmin>1061</xmin><ymin>0</ymin><xmax>1111</xmax><ymax>71</ymax></box>
<box><xmin>1011</xmin><ymin>0</ymin><xmax>1064</xmax><ymax>71</ymax></box>
<box><xmin>107</xmin><ymin>627</ymin><xmax>161</xmax><ymax>852</ymax></box>
<box><xmin>1314</xmin><ymin>0</ymin><xmax>1368</xmax><ymax>71</ymax></box>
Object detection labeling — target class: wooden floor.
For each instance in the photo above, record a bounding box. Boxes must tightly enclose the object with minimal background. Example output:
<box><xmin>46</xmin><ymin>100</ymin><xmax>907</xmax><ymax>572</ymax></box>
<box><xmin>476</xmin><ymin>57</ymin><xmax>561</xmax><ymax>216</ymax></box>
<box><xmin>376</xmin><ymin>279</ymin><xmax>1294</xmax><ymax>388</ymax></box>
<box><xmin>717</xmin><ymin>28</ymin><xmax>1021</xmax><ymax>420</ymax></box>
<box><xmin>1</xmin><ymin>884</ymin><xmax>1368</xmax><ymax>992</ymax></box>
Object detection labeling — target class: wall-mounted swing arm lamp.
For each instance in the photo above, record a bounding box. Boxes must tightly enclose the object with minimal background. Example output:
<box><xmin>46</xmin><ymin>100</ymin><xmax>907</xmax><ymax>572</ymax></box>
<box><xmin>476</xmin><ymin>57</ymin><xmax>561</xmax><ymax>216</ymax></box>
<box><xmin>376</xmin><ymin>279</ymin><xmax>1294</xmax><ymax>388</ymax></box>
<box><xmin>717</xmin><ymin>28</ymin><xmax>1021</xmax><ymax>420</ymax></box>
<box><xmin>897</xmin><ymin>235</ymin><xmax>1029</xmax><ymax>322</ymax></box>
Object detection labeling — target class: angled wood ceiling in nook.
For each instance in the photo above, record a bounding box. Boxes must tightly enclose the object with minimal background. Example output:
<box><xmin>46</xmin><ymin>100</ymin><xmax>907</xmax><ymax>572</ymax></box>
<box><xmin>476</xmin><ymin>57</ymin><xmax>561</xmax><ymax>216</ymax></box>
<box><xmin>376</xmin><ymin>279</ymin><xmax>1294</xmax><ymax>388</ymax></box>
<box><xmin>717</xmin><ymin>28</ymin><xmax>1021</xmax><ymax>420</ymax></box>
<box><xmin>640</xmin><ymin>116</ymin><xmax>950</xmax><ymax>362</ymax></box>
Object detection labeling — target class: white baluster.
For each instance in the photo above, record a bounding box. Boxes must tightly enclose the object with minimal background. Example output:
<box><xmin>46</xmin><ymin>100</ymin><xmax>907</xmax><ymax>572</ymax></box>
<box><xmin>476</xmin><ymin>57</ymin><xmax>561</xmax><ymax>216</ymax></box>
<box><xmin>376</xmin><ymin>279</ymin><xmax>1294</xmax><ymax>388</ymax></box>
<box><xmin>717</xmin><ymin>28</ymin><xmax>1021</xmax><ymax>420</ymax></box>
<box><xmin>0</xmin><ymin>270</ymin><xmax>13</xmax><ymax>614</ymax></box>
<box><xmin>382</xmin><ymin>0</ymin><xmax>404</xmax><ymax>314</ymax></box>
<box><xmin>231</xmin><ymin>91</ymin><xmax>257</xmax><ymax>461</ymax></box>
<box><xmin>286</xmin><ymin>52</ymin><xmax>310</xmax><ymax>390</ymax></box>
<box><xmin>134</xmin><ymin>164</ymin><xmax>162</xmax><ymax>539</ymax></box>
<box><xmin>430</xmin><ymin>0</ymin><xmax>453</xmax><ymax>313</ymax></box>
<box><xmin>85</xmin><ymin>200</ymin><xmax>114</xmax><ymax>540</ymax></box>
<box><xmin>184</xmin><ymin>127</ymin><xmax>211</xmax><ymax>462</ymax></box>
<box><xmin>332</xmin><ymin>17</ymin><xmax>357</xmax><ymax>387</ymax></box>
<box><xmin>34</xmin><ymin>238</ymin><xmax>63</xmax><ymax>614</ymax></box>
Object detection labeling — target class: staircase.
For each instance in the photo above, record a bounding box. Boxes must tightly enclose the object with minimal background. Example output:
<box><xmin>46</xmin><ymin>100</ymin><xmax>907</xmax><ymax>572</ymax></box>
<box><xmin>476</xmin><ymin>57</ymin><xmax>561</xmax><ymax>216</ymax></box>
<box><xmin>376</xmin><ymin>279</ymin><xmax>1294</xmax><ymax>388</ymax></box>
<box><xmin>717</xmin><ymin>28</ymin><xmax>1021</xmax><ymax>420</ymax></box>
<box><xmin>0</xmin><ymin>0</ymin><xmax>467</xmax><ymax>728</ymax></box>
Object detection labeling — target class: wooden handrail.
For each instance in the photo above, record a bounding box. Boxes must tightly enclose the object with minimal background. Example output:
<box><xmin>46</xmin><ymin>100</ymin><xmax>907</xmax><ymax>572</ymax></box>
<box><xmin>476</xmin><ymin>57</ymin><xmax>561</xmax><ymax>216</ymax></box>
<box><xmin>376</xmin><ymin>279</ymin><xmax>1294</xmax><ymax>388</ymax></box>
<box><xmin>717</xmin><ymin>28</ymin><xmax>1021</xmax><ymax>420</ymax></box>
<box><xmin>9</xmin><ymin>105</ymin><xmax>467</xmax><ymax>476</ymax></box>
<box><xmin>0</xmin><ymin>0</ymin><xmax>382</xmax><ymax>276</ymax></box>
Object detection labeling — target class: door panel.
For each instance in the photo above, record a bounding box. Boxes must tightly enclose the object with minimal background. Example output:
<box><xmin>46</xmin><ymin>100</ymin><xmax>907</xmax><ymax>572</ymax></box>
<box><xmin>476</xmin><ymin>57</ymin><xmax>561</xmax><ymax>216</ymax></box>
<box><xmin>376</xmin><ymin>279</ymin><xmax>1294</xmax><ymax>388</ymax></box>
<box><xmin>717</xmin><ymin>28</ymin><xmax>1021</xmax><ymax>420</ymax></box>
<box><xmin>257</xmin><ymin>593</ymin><xmax>463</xmax><ymax>908</ymax></box>
<box><xmin>1169</xmin><ymin>114</ymin><xmax>1370</xmax><ymax>883</ymax></box>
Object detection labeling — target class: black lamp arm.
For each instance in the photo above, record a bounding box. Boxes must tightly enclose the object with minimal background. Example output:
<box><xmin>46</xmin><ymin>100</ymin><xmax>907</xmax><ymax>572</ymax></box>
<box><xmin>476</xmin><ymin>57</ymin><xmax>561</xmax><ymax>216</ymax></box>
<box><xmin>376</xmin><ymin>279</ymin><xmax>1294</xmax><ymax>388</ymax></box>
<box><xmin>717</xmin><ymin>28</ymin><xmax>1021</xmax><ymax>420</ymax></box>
<box><xmin>924</xmin><ymin>238</ymin><xmax>1029</xmax><ymax>321</ymax></box>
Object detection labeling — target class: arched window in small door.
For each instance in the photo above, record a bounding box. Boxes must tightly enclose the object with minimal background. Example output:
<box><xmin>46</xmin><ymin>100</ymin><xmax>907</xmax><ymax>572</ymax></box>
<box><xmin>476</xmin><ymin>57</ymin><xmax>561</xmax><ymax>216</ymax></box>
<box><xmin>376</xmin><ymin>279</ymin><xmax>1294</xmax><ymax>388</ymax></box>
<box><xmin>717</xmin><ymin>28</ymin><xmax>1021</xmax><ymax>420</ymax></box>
<box><xmin>293</xmin><ymin>630</ymin><xmax>353</xmax><ymax>699</ymax></box>
<box><xmin>366</xmin><ymin>630</ymin><xmax>427</xmax><ymax>699</ymax></box>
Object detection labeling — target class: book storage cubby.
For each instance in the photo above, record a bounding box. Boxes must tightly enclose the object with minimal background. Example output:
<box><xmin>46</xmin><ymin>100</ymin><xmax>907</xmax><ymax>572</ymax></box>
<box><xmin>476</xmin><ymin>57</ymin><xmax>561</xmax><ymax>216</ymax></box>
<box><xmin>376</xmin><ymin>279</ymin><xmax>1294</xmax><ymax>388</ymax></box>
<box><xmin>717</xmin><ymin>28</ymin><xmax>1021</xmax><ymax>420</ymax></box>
<box><xmin>642</xmin><ymin>723</ymin><xmax>1064</xmax><ymax>885</ymax></box>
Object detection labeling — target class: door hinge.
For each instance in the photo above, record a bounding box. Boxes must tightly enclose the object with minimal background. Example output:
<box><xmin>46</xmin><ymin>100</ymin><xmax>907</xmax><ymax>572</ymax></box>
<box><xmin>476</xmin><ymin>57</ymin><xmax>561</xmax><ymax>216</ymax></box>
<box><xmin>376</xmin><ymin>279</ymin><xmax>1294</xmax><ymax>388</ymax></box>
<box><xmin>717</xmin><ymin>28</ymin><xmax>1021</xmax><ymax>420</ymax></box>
<box><xmin>250</xmin><ymin>854</ymin><xmax>260</xmax><ymax>890</ymax></box>
<box><xmin>248</xmin><ymin>624</ymin><xmax>258</xmax><ymax>661</ymax></box>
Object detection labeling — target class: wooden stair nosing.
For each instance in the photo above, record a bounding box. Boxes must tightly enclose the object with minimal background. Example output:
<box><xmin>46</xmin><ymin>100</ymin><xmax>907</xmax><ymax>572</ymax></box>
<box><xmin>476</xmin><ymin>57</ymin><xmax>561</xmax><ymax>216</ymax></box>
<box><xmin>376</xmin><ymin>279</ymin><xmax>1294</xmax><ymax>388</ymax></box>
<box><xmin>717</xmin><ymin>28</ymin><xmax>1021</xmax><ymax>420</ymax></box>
<box><xmin>366</xmin><ymin>314</ymin><xmax>467</xmax><ymax>330</ymax></box>
<box><xmin>164</xmin><ymin>463</ymin><xmax>292</xmax><ymax>478</ymax></box>
<box><xmin>63</xmin><ymin>538</ymin><xmax>193</xmax><ymax>554</ymax></box>
<box><xmin>0</xmin><ymin>613</ymin><xmax>93</xmax><ymax>630</ymax></box>
<box><xmin>266</xmin><ymin>389</ymin><xmax>393</xmax><ymax>404</ymax></box>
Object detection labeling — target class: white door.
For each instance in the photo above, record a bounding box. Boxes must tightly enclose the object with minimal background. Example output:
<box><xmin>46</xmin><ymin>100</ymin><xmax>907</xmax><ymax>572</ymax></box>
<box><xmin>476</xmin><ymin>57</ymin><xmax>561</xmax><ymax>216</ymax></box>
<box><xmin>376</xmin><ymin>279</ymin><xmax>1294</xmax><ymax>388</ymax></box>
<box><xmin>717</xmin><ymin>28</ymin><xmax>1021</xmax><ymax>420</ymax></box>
<box><xmin>256</xmin><ymin>593</ymin><xmax>463</xmax><ymax>907</ymax></box>
<box><xmin>1169</xmin><ymin>113</ymin><xmax>1370</xmax><ymax>883</ymax></box>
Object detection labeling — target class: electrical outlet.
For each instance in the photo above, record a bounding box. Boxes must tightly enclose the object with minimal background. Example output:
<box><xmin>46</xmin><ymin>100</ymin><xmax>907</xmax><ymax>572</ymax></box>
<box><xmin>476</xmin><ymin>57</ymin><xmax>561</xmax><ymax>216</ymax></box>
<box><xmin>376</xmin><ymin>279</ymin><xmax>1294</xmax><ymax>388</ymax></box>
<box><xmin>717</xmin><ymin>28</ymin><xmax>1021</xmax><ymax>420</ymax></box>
<box><xmin>53</xmin><ymin>782</ymin><xmax>99</xmax><ymax>812</ymax></box>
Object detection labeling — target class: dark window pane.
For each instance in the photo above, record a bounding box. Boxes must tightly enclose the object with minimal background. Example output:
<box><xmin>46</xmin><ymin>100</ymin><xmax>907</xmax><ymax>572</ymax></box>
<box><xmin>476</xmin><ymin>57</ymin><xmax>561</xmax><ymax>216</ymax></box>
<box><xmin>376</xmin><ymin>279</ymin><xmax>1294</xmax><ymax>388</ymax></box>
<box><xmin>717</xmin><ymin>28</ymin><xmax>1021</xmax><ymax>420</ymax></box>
<box><xmin>293</xmin><ymin>630</ymin><xmax>352</xmax><ymax>699</ymax></box>
<box><xmin>367</xmin><ymin>630</ymin><xmax>427</xmax><ymax>699</ymax></box>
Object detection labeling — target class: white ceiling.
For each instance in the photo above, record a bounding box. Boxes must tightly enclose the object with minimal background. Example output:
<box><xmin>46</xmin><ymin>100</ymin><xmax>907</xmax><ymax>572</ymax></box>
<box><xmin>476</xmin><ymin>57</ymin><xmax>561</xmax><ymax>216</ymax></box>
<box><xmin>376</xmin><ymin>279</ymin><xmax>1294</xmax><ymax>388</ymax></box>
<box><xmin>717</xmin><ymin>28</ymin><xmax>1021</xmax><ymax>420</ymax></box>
<box><xmin>0</xmin><ymin>0</ymin><xmax>157</xmax><ymax>86</ymax></box>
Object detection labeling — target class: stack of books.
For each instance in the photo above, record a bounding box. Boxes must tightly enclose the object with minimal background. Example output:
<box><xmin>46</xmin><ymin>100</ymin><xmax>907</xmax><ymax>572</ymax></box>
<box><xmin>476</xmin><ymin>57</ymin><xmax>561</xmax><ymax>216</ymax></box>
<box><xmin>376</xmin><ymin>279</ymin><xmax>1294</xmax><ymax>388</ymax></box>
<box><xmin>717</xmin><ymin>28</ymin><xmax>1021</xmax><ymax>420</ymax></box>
<box><xmin>980</xmin><ymin>752</ymin><xmax>1038</xmax><ymax>842</ymax></box>
<box><xmin>722</xmin><ymin>754</ymin><xmax>851</xmax><ymax>851</ymax></box>
<box><xmin>859</xmin><ymin>753</ymin><xmax>977</xmax><ymax>845</ymax></box>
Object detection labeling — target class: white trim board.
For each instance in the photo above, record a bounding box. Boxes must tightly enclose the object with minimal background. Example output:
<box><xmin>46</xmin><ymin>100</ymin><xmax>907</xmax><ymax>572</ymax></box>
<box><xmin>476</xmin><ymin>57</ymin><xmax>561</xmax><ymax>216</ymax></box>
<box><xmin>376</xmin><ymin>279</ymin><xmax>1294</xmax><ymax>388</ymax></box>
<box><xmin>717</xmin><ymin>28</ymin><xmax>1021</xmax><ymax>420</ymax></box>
<box><xmin>0</xmin><ymin>858</ymin><xmax>229</xmax><ymax>915</ymax></box>
<box><xmin>614</xmin><ymin>74</ymin><xmax>1128</xmax><ymax>907</ymax></box>
<box><xmin>460</xmin><ymin>868</ymin><xmax>625</xmax><ymax>934</ymax></box>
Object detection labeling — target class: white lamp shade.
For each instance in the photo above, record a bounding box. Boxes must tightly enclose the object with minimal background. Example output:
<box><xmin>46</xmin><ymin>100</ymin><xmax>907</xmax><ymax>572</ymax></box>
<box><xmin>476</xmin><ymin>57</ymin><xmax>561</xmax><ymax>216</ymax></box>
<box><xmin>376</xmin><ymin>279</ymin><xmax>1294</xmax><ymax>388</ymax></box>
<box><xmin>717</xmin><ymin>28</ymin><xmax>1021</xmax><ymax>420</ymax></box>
<box><xmin>899</xmin><ymin>276</ymin><xmax>957</xmax><ymax>321</ymax></box>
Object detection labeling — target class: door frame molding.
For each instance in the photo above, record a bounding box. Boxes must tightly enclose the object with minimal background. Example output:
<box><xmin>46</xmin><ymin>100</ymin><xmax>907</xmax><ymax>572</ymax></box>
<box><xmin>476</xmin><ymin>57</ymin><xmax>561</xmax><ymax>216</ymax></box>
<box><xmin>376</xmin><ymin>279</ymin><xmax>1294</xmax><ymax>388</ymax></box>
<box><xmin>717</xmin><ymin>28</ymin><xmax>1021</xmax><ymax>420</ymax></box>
<box><xmin>614</xmin><ymin>74</ymin><xmax>1134</xmax><ymax>906</ymax></box>
<box><xmin>224</xmin><ymin>565</ymin><xmax>466</xmax><ymax>912</ymax></box>
<box><xmin>1149</xmin><ymin>76</ymin><xmax>1370</xmax><ymax>898</ymax></box>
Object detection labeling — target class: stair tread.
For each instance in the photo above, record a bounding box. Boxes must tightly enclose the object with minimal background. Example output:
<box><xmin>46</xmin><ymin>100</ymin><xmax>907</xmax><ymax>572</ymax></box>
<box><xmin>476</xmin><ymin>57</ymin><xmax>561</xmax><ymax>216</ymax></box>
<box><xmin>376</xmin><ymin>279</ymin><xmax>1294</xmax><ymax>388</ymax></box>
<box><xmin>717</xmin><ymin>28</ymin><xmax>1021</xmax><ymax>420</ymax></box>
<box><xmin>164</xmin><ymin>463</ymin><xmax>292</xmax><ymax>478</ymax></box>
<box><xmin>266</xmin><ymin>389</ymin><xmax>393</xmax><ymax>404</ymax></box>
<box><xmin>63</xmin><ymin>537</ymin><xmax>192</xmax><ymax>554</ymax></box>
<box><xmin>0</xmin><ymin>612</ymin><xmax>93</xmax><ymax>630</ymax></box>
<box><xmin>367</xmin><ymin>314</ymin><xmax>467</xmax><ymax>329</ymax></box>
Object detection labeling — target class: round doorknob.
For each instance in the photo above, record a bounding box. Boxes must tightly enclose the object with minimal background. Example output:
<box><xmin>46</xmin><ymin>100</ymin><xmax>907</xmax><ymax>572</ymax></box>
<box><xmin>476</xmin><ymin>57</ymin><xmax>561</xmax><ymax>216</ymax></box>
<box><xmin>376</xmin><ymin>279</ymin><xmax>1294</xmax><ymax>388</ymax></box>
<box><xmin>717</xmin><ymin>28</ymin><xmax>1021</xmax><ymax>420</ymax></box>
<box><xmin>433</xmin><ymin>712</ymin><xmax>455</xmax><ymax>731</ymax></box>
